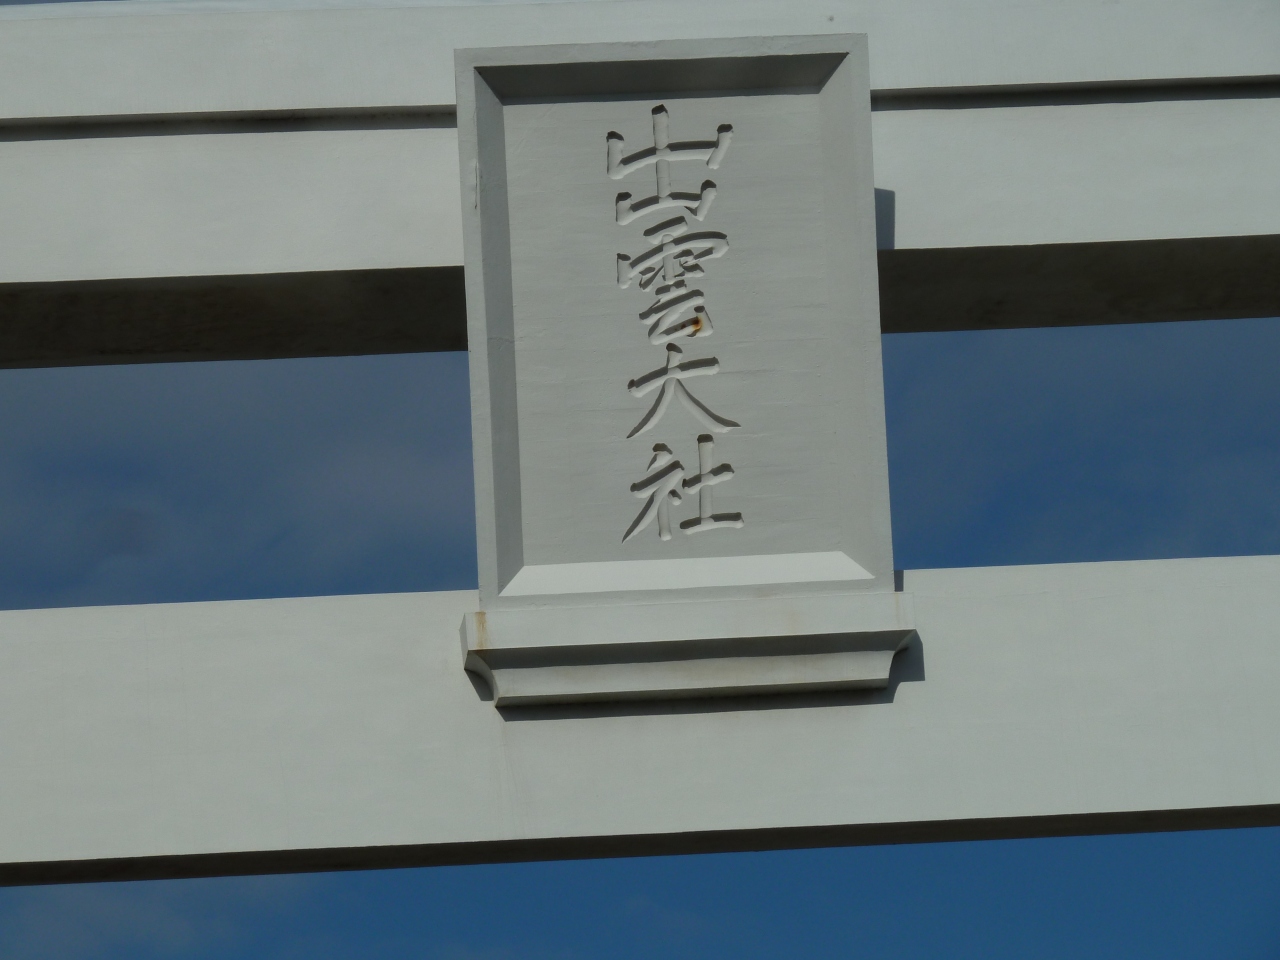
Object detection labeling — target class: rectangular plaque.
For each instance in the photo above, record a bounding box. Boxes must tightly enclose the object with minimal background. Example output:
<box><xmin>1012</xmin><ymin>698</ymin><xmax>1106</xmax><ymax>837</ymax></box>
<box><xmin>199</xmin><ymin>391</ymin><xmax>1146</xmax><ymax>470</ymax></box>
<box><xmin>456</xmin><ymin>36</ymin><xmax>912</xmax><ymax>703</ymax></box>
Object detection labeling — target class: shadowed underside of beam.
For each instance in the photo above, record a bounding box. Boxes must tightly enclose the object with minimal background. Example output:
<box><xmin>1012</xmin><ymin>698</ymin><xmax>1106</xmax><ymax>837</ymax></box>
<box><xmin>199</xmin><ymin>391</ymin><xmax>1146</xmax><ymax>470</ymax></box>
<box><xmin>4</xmin><ymin>802</ymin><xmax>1280</xmax><ymax>887</ymax></box>
<box><xmin>878</xmin><ymin>234</ymin><xmax>1280</xmax><ymax>334</ymax></box>
<box><xmin>0</xmin><ymin>234</ymin><xmax>1276</xmax><ymax>368</ymax></box>
<box><xmin>0</xmin><ymin>266</ymin><xmax>467</xmax><ymax>367</ymax></box>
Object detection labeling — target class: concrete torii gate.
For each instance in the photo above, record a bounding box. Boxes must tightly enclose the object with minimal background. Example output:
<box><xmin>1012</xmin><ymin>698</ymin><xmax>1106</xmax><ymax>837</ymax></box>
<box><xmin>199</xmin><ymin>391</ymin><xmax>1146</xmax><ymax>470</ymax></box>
<box><xmin>1</xmin><ymin>0</ymin><xmax>1279</xmax><ymax>885</ymax></box>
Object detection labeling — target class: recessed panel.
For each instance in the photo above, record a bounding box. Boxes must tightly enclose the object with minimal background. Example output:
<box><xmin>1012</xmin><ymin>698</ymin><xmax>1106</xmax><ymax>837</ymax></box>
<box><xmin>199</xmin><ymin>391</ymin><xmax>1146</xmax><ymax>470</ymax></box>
<box><xmin>506</xmin><ymin>92</ymin><xmax>849</xmax><ymax>565</ymax></box>
<box><xmin>461</xmin><ymin>37</ymin><xmax>891</xmax><ymax>613</ymax></box>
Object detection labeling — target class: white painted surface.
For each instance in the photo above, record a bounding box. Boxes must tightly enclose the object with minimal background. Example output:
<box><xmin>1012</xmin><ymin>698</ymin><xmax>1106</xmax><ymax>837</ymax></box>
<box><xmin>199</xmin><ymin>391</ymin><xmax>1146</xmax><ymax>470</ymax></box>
<box><xmin>1</xmin><ymin>0</ymin><xmax>1276</xmax><ymax>284</ymax></box>
<box><xmin>0</xmin><ymin>127</ymin><xmax>461</xmax><ymax>284</ymax></box>
<box><xmin>473</xmin><ymin>643</ymin><xmax>907</xmax><ymax>705</ymax></box>
<box><xmin>3</xmin><ymin>94</ymin><xmax>1277</xmax><ymax>284</ymax></box>
<box><xmin>468</xmin><ymin>591</ymin><xmax>914</xmax><ymax>650</ymax></box>
<box><xmin>1</xmin><ymin>0</ymin><xmax>1277</xmax><ymax>121</ymax></box>
<box><xmin>500</xmin><ymin>552</ymin><xmax>873</xmax><ymax>596</ymax></box>
<box><xmin>877</xmin><ymin>96</ymin><xmax>1280</xmax><ymax>249</ymax></box>
<box><xmin>2</xmin><ymin>554</ymin><xmax>1279</xmax><ymax>868</ymax></box>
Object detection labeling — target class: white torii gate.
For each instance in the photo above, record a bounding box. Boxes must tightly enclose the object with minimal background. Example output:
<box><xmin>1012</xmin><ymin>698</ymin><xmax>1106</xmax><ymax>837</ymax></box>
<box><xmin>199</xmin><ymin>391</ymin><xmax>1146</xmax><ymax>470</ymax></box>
<box><xmin>0</xmin><ymin>0</ymin><xmax>1278</xmax><ymax>884</ymax></box>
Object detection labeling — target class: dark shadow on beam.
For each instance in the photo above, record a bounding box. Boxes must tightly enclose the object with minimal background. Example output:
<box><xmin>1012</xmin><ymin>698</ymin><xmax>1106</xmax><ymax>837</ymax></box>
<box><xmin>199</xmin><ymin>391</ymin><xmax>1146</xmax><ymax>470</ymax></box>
<box><xmin>3</xmin><ymin>235</ymin><xmax>1278</xmax><ymax>369</ymax></box>
<box><xmin>879</xmin><ymin>234</ymin><xmax>1280</xmax><ymax>334</ymax></box>
<box><xmin>0</xmin><ymin>266</ymin><xmax>467</xmax><ymax>368</ymax></box>
<box><xmin>871</xmin><ymin>74</ymin><xmax>1280</xmax><ymax>111</ymax></box>
<box><xmin>4</xmin><ymin>803</ymin><xmax>1280</xmax><ymax>887</ymax></box>
<box><xmin>0</xmin><ymin>107</ymin><xmax>455</xmax><ymax>143</ymax></box>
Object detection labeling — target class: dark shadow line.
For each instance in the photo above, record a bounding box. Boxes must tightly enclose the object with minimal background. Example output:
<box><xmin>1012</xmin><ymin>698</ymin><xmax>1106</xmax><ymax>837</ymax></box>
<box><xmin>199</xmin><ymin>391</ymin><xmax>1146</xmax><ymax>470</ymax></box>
<box><xmin>3</xmin><ymin>73</ymin><xmax>1276</xmax><ymax>143</ymax></box>
<box><xmin>7</xmin><ymin>801</ymin><xmax>1280</xmax><ymax>887</ymax></box>
<box><xmin>877</xmin><ymin>235</ymin><xmax>1280</xmax><ymax>334</ymax></box>
<box><xmin>0</xmin><ymin>266</ymin><xmax>467</xmax><ymax>369</ymax></box>
<box><xmin>0</xmin><ymin>106</ymin><xmax>456</xmax><ymax>142</ymax></box>
<box><xmin>872</xmin><ymin>75</ymin><xmax>1280</xmax><ymax>110</ymax></box>
<box><xmin>495</xmin><ymin>633</ymin><xmax>925</xmax><ymax>721</ymax></box>
<box><xmin>2</xmin><ymin>235</ymin><xmax>1278</xmax><ymax>369</ymax></box>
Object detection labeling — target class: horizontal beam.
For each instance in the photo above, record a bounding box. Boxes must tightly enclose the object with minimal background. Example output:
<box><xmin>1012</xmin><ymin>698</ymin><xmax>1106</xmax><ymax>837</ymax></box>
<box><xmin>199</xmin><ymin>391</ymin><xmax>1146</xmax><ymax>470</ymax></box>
<box><xmin>2</xmin><ymin>0</ymin><xmax>1277</xmax><ymax>121</ymax></box>
<box><xmin>0</xmin><ymin>123</ymin><xmax>462</xmax><ymax>284</ymax></box>
<box><xmin>4</xmin><ymin>93</ymin><xmax>1278</xmax><ymax>287</ymax></box>
<box><xmin>874</xmin><ymin>94</ymin><xmax>1280</xmax><ymax>250</ymax></box>
<box><xmin>6</xmin><ymin>234</ymin><xmax>1280</xmax><ymax>368</ymax></box>
<box><xmin>3</xmin><ymin>555</ymin><xmax>1280</xmax><ymax>884</ymax></box>
<box><xmin>0</xmin><ymin>1</ymin><xmax>1275</xmax><ymax>358</ymax></box>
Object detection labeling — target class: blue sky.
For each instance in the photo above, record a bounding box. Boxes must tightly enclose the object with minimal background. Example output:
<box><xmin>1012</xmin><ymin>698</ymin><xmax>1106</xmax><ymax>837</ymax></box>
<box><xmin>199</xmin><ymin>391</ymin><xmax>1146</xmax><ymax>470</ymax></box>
<box><xmin>1</xmin><ymin>318</ymin><xmax>1279</xmax><ymax>957</ymax></box>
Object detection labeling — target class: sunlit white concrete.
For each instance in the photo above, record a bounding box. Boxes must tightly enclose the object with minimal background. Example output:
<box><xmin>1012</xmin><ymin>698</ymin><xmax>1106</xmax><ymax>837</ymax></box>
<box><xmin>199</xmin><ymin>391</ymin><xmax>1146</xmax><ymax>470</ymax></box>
<box><xmin>1</xmin><ymin>555</ymin><xmax>1278</xmax><ymax>878</ymax></box>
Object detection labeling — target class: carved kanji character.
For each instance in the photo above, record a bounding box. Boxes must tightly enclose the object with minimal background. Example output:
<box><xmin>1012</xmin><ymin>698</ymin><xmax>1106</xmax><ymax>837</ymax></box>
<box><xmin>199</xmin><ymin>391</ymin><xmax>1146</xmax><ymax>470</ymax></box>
<box><xmin>626</xmin><ymin>344</ymin><xmax>740</xmax><ymax>439</ymax></box>
<box><xmin>623</xmin><ymin>444</ymin><xmax>686</xmax><ymax>542</ymax></box>
<box><xmin>679</xmin><ymin>435</ymin><xmax>744</xmax><ymax>534</ymax></box>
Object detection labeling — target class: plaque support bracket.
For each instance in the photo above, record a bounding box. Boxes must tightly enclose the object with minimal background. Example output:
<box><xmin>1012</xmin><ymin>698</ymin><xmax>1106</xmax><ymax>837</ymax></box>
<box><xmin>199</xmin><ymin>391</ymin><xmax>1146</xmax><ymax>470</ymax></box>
<box><xmin>463</xmin><ymin>592</ymin><xmax>915</xmax><ymax>706</ymax></box>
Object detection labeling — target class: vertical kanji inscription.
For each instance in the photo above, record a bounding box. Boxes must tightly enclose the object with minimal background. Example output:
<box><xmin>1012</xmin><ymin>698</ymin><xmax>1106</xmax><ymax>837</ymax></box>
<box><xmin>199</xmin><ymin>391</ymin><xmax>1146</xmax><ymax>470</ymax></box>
<box><xmin>612</xmin><ymin>105</ymin><xmax>744</xmax><ymax>542</ymax></box>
